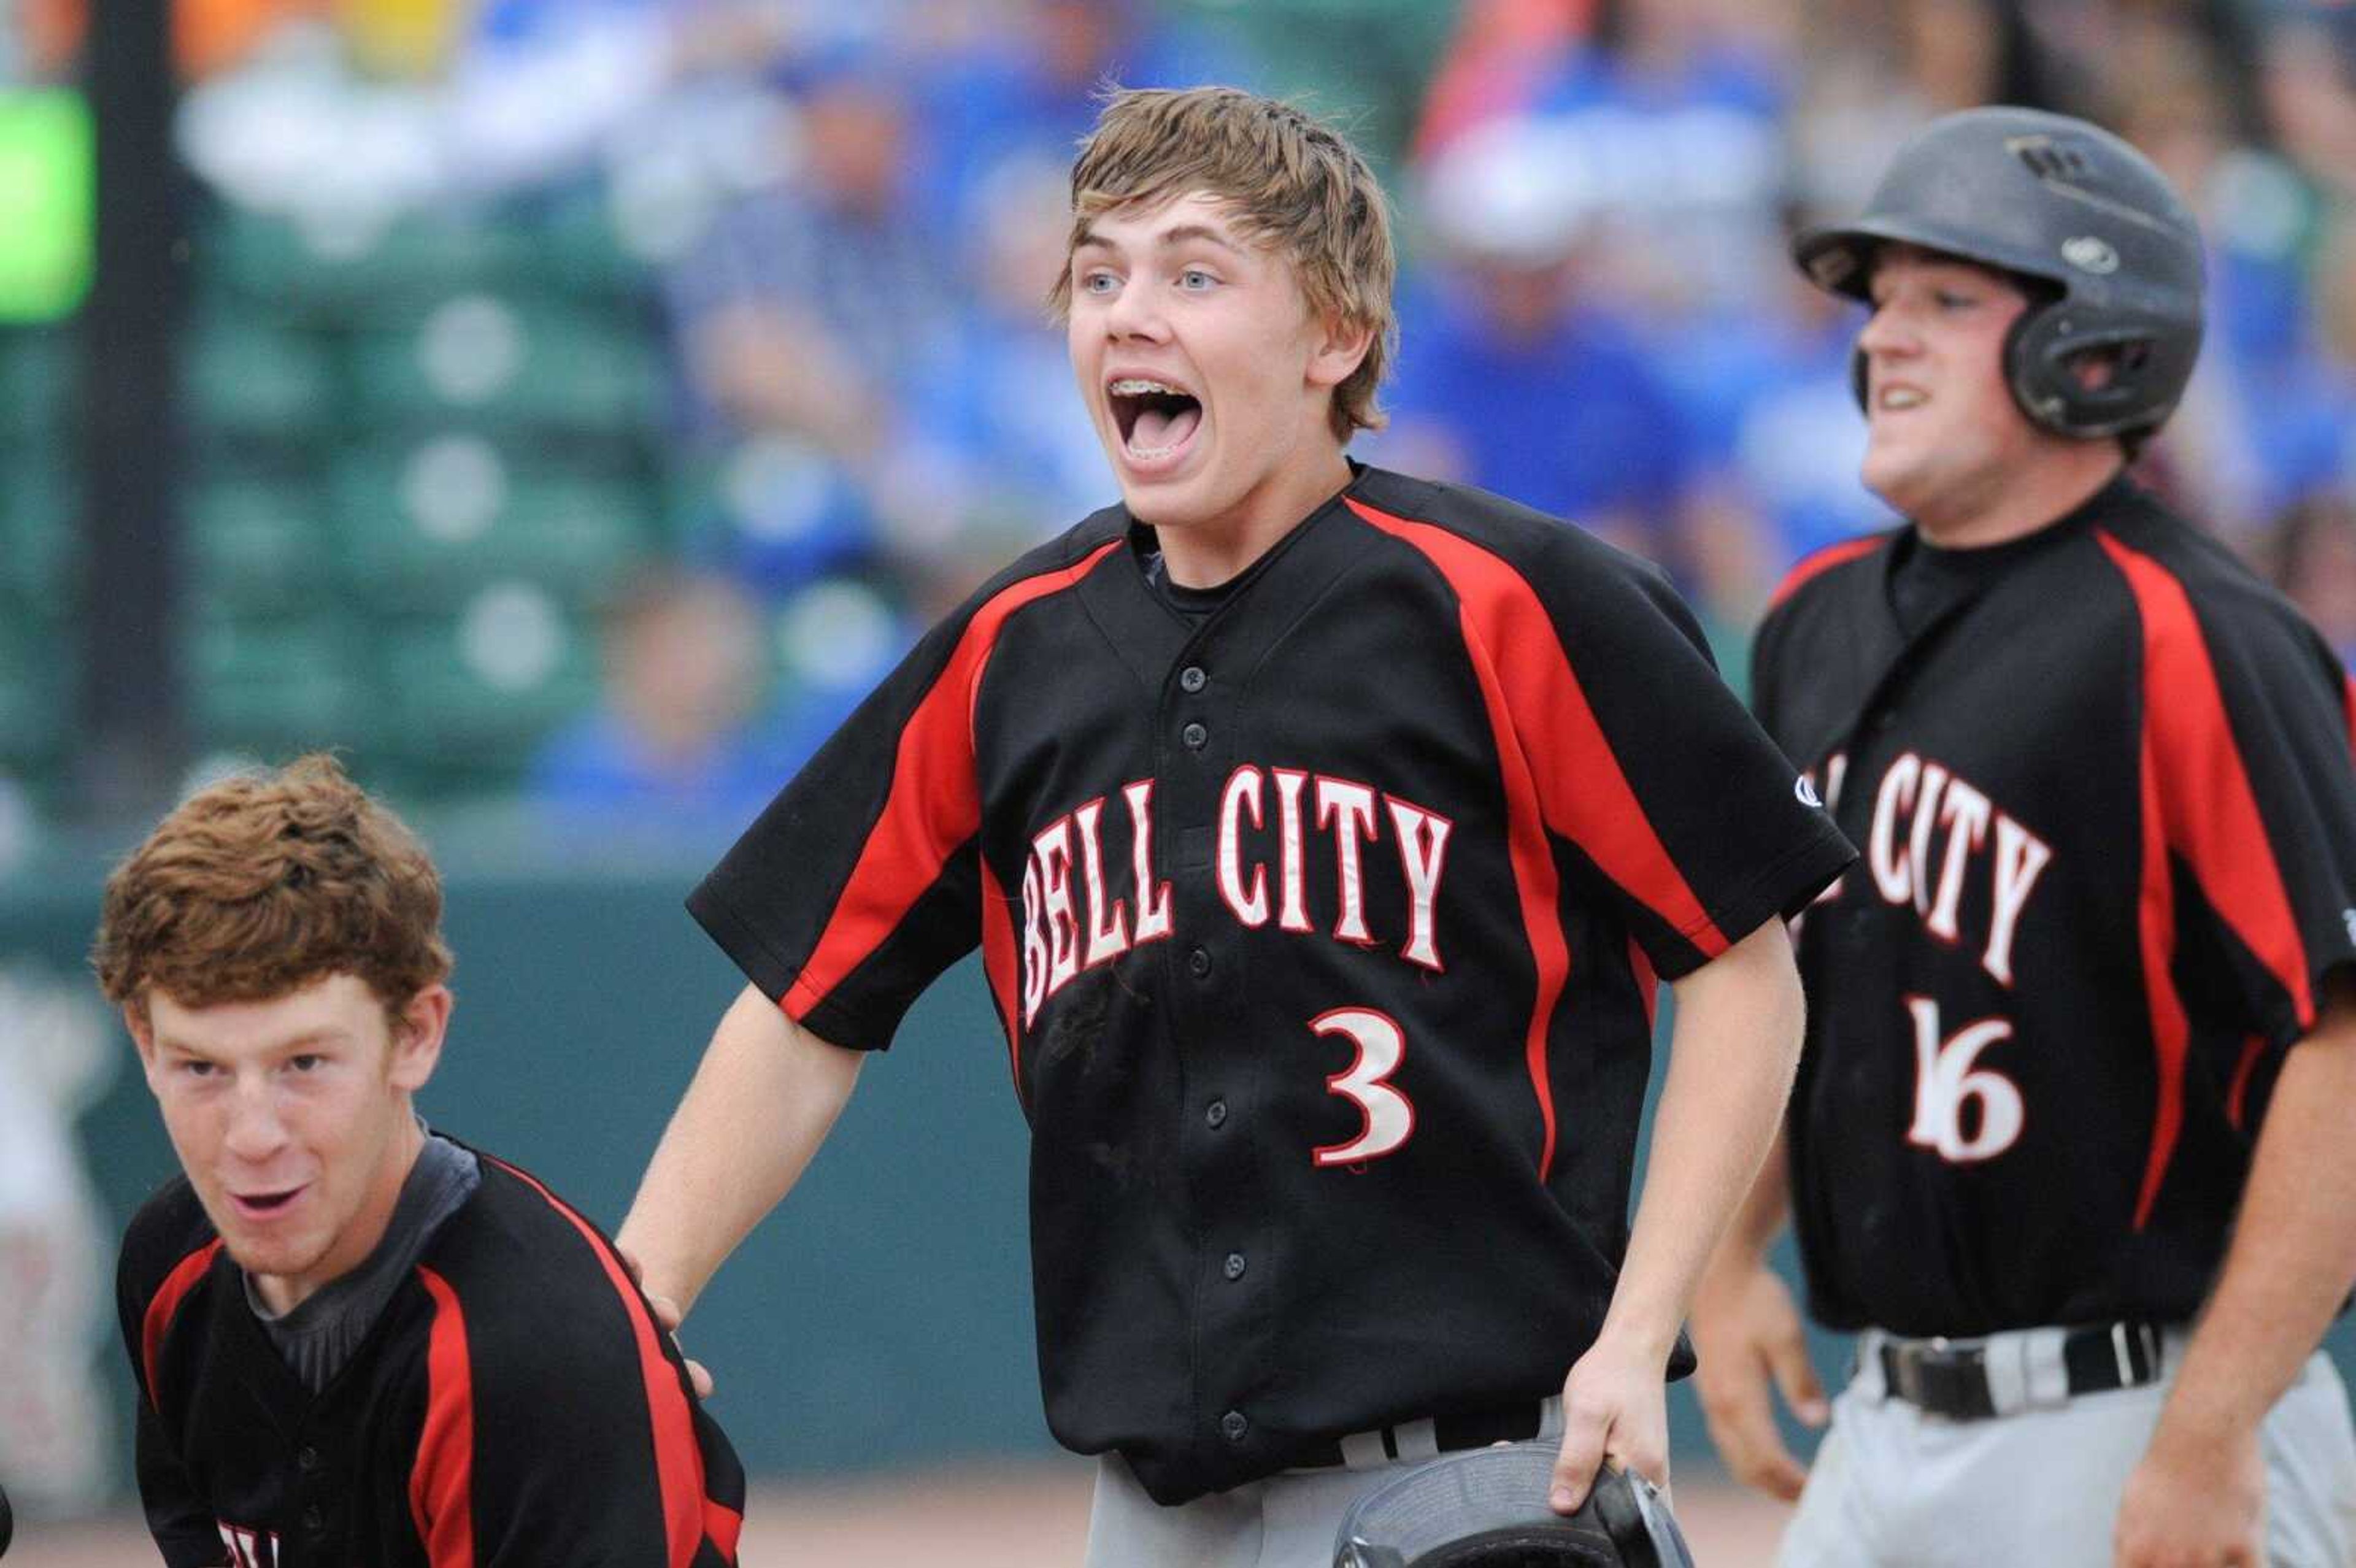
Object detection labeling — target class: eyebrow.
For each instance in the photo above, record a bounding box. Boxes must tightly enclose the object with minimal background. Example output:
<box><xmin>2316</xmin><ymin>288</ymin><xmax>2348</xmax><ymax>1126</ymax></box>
<box><xmin>157</xmin><ymin>1026</ymin><xmax>352</xmax><ymax>1058</ymax></box>
<box><xmin>1072</xmin><ymin>221</ymin><xmax>1247</xmax><ymax>258</ymax></box>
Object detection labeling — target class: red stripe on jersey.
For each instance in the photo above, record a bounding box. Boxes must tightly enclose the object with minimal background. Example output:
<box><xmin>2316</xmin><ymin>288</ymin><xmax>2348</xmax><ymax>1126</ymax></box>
<box><xmin>785</xmin><ymin>541</ymin><xmax>1125</xmax><ymax>1026</ymax></box>
<box><xmin>141</xmin><ymin>1239</ymin><xmax>223</xmax><ymax>1405</ymax></box>
<box><xmin>1345</xmin><ymin>501</ymin><xmax>1594</xmax><ymax>1174</ymax></box>
<box><xmin>1346</xmin><ymin>499</ymin><xmax>1723</xmax><ymax>949</ymax></box>
<box><xmin>411</xmin><ymin>1266</ymin><xmax>477</xmax><ymax>1568</ymax></box>
<box><xmin>979</xmin><ymin>857</ymin><xmax>1022</xmax><ymax>1093</ymax></box>
<box><xmin>484</xmin><ymin>1156</ymin><xmax>710</xmax><ymax>1567</ymax></box>
<box><xmin>2343</xmin><ymin>672</ymin><xmax>2356</xmax><ymax>753</ymax></box>
<box><xmin>2125</xmin><ymin>721</ymin><xmax>2190</xmax><ymax>1231</ymax></box>
<box><xmin>1768</xmin><ymin>535</ymin><xmax>1884</xmax><ymax>610</ymax></box>
<box><xmin>2098</xmin><ymin>531</ymin><xmax>2313</xmax><ymax>1225</ymax></box>
<box><xmin>2227</xmin><ymin>1033</ymin><xmax>2268</xmax><ymax>1132</ymax></box>
<box><xmin>706</xmin><ymin>1499</ymin><xmax>744</xmax><ymax>1560</ymax></box>
<box><xmin>2098</xmin><ymin>533</ymin><xmax>2314</xmax><ymax>1024</ymax></box>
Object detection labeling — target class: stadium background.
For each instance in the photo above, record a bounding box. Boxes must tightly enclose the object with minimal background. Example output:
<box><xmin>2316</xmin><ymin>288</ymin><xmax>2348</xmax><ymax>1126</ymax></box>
<box><xmin>7</xmin><ymin>0</ymin><xmax>2356</xmax><ymax>1561</ymax></box>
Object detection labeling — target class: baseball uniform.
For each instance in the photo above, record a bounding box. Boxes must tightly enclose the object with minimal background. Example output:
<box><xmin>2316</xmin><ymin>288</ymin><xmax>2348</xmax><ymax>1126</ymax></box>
<box><xmin>1754</xmin><ymin>474</ymin><xmax>2356</xmax><ymax>1562</ymax></box>
<box><xmin>690</xmin><ymin>461</ymin><xmax>1854</xmax><ymax>1505</ymax></box>
<box><xmin>118</xmin><ymin>1140</ymin><xmax>744</xmax><ymax>1568</ymax></box>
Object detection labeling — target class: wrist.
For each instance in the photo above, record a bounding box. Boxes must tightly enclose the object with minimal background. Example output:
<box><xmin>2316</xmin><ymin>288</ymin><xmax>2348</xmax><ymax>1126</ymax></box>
<box><xmin>1590</xmin><ymin>1309</ymin><xmax>1682</xmax><ymax>1369</ymax></box>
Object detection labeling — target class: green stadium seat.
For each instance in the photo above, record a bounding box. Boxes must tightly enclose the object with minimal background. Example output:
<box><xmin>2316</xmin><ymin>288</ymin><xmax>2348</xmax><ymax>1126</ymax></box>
<box><xmin>186</xmin><ymin>473</ymin><xmax>337</xmax><ymax>614</ymax></box>
<box><xmin>534</xmin><ymin>187</ymin><xmax>658</xmax><ymax>301</ymax></box>
<box><xmin>182</xmin><ymin>307</ymin><xmax>338</xmax><ymax>437</ymax></box>
<box><xmin>202</xmin><ymin>202</ymin><xmax>539</xmax><ymax>321</ymax></box>
<box><xmin>0</xmin><ymin>327</ymin><xmax>74</xmax><ymax>448</ymax></box>
<box><xmin>187</xmin><ymin>613</ymin><xmax>368</xmax><ymax>758</ymax></box>
<box><xmin>0</xmin><ymin>601</ymin><xmax>67</xmax><ymax>769</ymax></box>
<box><xmin>345</xmin><ymin>296</ymin><xmax>664</xmax><ymax>435</ymax></box>
<box><xmin>0</xmin><ymin>453</ymin><xmax>78</xmax><ymax>602</ymax></box>
<box><xmin>366</xmin><ymin>592</ymin><xmax>600</xmax><ymax>796</ymax></box>
<box><xmin>332</xmin><ymin>440</ymin><xmax>656</xmax><ymax>612</ymax></box>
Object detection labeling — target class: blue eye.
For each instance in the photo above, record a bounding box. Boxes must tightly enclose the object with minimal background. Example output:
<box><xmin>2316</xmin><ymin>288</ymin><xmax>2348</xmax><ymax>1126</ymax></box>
<box><xmin>1080</xmin><ymin>271</ymin><xmax>1118</xmax><ymax>296</ymax></box>
<box><xmin>1178</xmin><ymin>269</ymin><xmax>1217</xmax><ymax>290</ymax></box>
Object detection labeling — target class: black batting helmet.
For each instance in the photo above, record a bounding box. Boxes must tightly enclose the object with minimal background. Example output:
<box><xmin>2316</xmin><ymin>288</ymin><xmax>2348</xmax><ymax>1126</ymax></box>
<box><xmin>1334</xmin><ymin>1445</ymin><xmax>1695</xmax><ymax>1568</ymax></box>
<box><xmin>1793</xmin><ymin>105</ymin><xmax>2205</xmax><ymax>441</ymax></box>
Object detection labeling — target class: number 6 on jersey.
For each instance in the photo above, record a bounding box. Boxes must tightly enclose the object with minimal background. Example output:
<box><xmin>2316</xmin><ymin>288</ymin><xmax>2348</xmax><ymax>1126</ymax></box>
<box><xmin>1904</xmin><ymin>995</ymin><xmax>2024</xmax><ymax>1164</ymax></box>
<box><xmin>1310</xmin><ymin>1007</ymin><xmax>1415</xmax><ymax>1166</ymax></box>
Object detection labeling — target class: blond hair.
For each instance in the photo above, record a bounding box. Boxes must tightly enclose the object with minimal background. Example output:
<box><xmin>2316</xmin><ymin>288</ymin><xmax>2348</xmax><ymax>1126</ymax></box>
<box><xmin>1050</xmin><ymin>85</ymin><xmax>1397</xmax><ymax>444</ymax></box>
<box><xmin>93</xmin><ymin>755</ymin><xmax>453</xmax><ymax>1021</ymax></box>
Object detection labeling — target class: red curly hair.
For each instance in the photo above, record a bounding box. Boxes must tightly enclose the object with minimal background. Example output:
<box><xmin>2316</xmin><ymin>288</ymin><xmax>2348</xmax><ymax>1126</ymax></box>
<box><xmin>92</xmin><ymin>755</ymin><xmax>453</xmax><ymax>1021</ymax></box>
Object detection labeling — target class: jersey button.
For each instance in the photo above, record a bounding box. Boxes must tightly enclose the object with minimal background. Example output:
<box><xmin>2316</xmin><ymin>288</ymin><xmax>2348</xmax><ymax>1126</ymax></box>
<box><xmin>1188</xmin><ymin>946</ymin><xmax>1213</xmax><ymax>978</ymax></box>
<box><xmin>296</xmin><ymin>1445</ymin><xmax>321</xmax><ymax>1471</ymax></box>
<box><xmin>301</xmin><ymin>1504</ymin><xmax>325</xmax><ymax>1533</ymax></box>
<box><xmin>1182</xmin><ymin>721</ymin><xmax>1209</xmax><ymax>750</ymax></box>
<box><xmin>1223</xmin><ymin>1251</ymin><xmax>1247</xmax><ymax>1281</ymax></box>
<box><xmin>1206</xmin><ymin>1098</ymin><xmax>1228</xmax><ymax>1129</ymax></box>
<box><xmin>1180</xmin><ymin>665</ymin><xmax>1207</xmax><ymax>693</ymax></box>
<box><xmin>1220</xmin><ymin>1409</ymin><xmax>1250</xmax><ymax>1442</ymax></box>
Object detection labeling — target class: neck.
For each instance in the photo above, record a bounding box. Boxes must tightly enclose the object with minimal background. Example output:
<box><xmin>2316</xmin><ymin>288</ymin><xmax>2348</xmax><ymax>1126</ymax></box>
<box><xmin>1913</xmin><ymin>448</ymin><xmax>2125</xmax><ymax>550</ymax></box>
<box><xmin>1151</xmin><ymin>445</ymin><xmax>1355</xmax><ymax>589</ymax></box>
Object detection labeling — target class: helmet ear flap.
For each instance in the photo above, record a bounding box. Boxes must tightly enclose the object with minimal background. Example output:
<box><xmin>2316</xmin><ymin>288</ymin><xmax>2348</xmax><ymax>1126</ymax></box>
<box><xmin>2006</xmin><ymin>302</ymin><xmax>2188</xmax><ymax>440</ymax></box>
<box><xmin>2003</xmin><ymin>300</ymin><xmax>2073</xmax><ymax>435</ymax></box>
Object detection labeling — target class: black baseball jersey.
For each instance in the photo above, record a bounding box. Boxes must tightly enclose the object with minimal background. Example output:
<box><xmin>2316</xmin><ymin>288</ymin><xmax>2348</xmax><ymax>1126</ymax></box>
<box><xmin>117</xmin><ymin>1143</ymin><xmax>745</xmax><ymax>1567</ymax></box>
<box><xmin>1754</xmin><ymin>474</ymin><xmax>2356</xmax><ymax>1337</ymax></box>
<box><xmin>691</xmin><ymin>463</ymin><xmax>1852</xmax><ymax>1504</ymax></box>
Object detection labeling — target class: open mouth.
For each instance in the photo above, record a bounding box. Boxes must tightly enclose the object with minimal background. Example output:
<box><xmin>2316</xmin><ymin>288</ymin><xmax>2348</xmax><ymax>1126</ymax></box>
<box><xmin>1109</xmin><ymin>378</ymin><xmax>1202</xmax><ymax>458</ymax></box>
<box><xmin>233</xmin><ymin>1187</ymin><xmax>303</xmax><ymax>1216</ymax></box>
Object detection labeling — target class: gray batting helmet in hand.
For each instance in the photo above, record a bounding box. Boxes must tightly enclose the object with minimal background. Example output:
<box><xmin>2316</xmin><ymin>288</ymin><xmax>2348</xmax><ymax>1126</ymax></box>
<box><xmin>1333</xmin><ymin>1443</ymin><xmax>1696</xmax><ymax>1568</ymax></box>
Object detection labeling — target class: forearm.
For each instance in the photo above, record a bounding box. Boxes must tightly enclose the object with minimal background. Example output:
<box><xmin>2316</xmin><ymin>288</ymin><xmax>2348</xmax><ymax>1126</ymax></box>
<box><xmin>1603</xmin><ymin>919</ymin><xmax>1806</xmax><ymax>1357</ymax></box>
<box><xmin>1706</xmin><ymin>1120</ymin><xmax>1794</xmax><ymax>1274</ymax></box>
<box><xmin>617</xmin><ymin>984</ymin><xmax>864</xmax><ymax>1316</ymax></box>
<box><xmin>2151</xmin><ymin>1017</ymin><xmax>2356</xmax><ymax>1451</ymax></box>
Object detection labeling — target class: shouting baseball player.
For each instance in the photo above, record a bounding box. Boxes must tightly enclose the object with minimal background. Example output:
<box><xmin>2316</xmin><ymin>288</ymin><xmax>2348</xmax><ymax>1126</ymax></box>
<box><xmin>104</xmin><ymin>757</ymin><xmax>744</xmax><ymax>1567</ymax></box>
<box><xmin>615</xmin><ymin>85</ymin><xmax>1854</xmax><ymax>1567</ymax></box>
<box><xmin>1695</xmin><ymin>106</ymin><xmax>2356</xmax><ymax>1567</ymax></box>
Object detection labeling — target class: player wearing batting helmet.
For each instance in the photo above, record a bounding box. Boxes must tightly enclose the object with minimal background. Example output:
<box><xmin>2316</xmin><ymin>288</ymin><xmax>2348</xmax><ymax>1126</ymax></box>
<box><xmin>1699</xmin><ymin>105</ymin><xmax>2356</xmax><ymax>1567</ymax></box>
<box><xmin>617</xmin><ymin>84</ymin><xmax>1854</xmax><ymax>1567</ymax></box>
<box><xmin>100</xmin><ymin>757</ymin><xmax>744</xmax><ymax>1568</ymax></box>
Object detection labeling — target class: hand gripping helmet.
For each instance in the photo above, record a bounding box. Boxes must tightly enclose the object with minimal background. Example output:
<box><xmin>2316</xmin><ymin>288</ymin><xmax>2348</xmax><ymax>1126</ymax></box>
<box><xmin>1793</xmin><ymin>105</ymin><xmax>2205</xmax><ymax>441</ymax></box>
<box><xmin>1334</xmin><ymin>1445</ymin><xmax>1695</xmax><ymax>1568</ymax></box>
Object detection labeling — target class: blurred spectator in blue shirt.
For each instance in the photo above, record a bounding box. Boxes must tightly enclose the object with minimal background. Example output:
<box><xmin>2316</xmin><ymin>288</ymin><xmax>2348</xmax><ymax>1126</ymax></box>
<box><xmin>1373</xmin><ymin>114</ymin><xmax>1693</xmax><ymax>570</ymax></box>
<box><xmin>888</xmin><ymin>150</ymin><xmax>1109</xmax><ymax>613</ymax></box>
<box><xmin>527</xmin><ymin>569</ymin><xmax>801</xmax><ymax>847</ymax></box>
<box><xmin>1650</xmin><ymin>214</ymin><xmax>1888</xmax><ymax>639</ymax></box>
<box><xmin>910</xmin><ymin>0</ymin><xmax>1244</xmax><ymax>225</ymax></box>
<box><xmin>660</xmin><ymin>40</ymin><xmax>952</xmax><ymax>598</ymax></box>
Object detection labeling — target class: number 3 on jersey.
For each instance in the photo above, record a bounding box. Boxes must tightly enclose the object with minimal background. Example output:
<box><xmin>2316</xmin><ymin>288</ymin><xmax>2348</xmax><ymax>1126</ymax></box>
<box><xmin>1904</xmin><ymin>996</ymin><xmax>2023</xmax><ymax>1163</ymax></box>
<box><xmin>1310</xmin><ymin>1007</ymin><xmax>1415</xmax><ymax>1166</ymax></box>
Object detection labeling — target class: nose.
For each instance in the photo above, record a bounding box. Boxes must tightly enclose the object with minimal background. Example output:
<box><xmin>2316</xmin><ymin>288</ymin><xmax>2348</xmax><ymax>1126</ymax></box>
<box><xmin>1856</xmin><ymin>299</ymin><xmax>1917</xmax><ymax>361</ymax></box>
<box><xmin>221</xmin><ymin>1077</ymin><xmax>291</xmax><ymax>1164</ymax></box>
<box><xmin>1100</xmin><ymin>279</ymin><xmax>1169</xmax><ymax>343</ymax></box>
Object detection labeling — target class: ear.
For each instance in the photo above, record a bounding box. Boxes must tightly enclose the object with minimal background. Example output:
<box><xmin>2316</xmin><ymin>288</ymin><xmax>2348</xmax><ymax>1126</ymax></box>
<box><xmin>1306</xmin><ymin>312</ymin><xmax>1375</xmax><ymax>392</ymax></box>
<box><xmin>387</xmin><ymin>985</ymin><xmax>453</xmax><ymax>1094</ymax></box>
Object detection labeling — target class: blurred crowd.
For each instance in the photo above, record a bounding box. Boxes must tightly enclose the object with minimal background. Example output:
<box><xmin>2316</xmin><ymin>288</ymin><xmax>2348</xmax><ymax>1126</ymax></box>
<box><xmin>11</xmin><ymin>0</ymin><xmax>2356</xmax><ymax>841</ymax></box>
<box><xmin>9</xmin><ymin>0</ymin><xmax>2356</xmax><ymax>1523</ymax></box>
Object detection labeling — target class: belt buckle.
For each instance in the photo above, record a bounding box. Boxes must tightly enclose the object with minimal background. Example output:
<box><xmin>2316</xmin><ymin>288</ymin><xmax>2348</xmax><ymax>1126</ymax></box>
<box><xmin>1889</xmin><ymin>1336</ymin><xmax>1997</xmax><ymax>1420</ymax></box>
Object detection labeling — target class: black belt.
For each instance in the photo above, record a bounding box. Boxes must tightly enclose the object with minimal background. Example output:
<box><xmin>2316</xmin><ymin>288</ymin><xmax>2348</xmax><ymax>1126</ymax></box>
<box><xmin>1878</xmin><ymin>1321</ymin><xmax>2168</xmax><ymax>1420</ymax></box>
<box><xmin>1299</xmin><ymin>1402</ymin><xmax>1548</xmax><ymax>1469</ymax></box>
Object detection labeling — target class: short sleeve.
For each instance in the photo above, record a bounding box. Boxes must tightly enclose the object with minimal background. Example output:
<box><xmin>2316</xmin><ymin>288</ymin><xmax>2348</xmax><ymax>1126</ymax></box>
<box><xmin>1513</xmin><ymin>535</ymin><xmax>1856</xmax><ymax>978</ymax></box>
<box><xmin>688</xmin><ymin>606</ymin><xmax>988</xmax><ymax>1053</ymax></box>
<box><xmin>2161</xmin><ymin>582</ymin><xmax>2356</xmax><ymax>1044</ymax></box>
